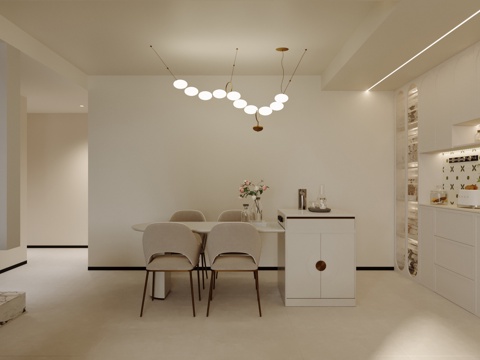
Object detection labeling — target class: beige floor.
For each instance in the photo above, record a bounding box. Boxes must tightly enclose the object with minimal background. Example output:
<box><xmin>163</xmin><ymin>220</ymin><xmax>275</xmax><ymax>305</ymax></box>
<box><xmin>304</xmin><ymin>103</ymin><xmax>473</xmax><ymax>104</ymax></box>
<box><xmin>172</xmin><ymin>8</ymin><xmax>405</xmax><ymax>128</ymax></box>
<box><xmin>1</xmin><ymin>248</ymin><xmax>480</xmax><ymax>360</ymax></box>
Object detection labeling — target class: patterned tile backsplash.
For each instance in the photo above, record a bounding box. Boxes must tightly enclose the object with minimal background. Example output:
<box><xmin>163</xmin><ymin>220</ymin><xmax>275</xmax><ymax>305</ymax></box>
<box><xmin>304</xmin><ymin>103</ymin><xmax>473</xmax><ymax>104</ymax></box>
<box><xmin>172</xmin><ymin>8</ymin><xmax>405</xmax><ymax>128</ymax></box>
<box><xmin>442</xmin><ymin>148</ymin><xmax>480</xmax><ymax>205</ymax></box>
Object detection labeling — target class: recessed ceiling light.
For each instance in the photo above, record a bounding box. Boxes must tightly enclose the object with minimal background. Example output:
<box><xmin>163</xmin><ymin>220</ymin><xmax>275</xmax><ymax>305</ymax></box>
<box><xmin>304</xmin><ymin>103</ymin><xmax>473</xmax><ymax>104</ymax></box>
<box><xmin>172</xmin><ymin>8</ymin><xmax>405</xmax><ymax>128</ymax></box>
<box><xmin>80</xmin><ymin>105</ymin><xmax>85</xmax><ymax>108</ymax></box>
<box><xmin>366</xmin><ymin>9</ymin><xmax>480</xmax><ymax>91</ymax></box>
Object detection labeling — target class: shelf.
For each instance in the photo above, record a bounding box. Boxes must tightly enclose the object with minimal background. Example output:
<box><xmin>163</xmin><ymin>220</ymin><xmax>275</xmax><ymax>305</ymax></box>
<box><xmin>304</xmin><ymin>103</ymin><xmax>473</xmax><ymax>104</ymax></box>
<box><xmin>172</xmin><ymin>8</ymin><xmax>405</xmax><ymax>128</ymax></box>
<box><xmin>421</xmin><ymin>143</ymin><xmax>480</xmax><ymax>154</ymax></box>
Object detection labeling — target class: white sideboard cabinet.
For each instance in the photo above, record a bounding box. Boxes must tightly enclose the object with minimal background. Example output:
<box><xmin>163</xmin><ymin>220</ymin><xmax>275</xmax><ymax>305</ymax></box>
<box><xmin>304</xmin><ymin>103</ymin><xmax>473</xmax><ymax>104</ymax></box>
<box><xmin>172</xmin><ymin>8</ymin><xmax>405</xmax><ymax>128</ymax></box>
<box><xmin>419</xmin><ymin>205</ymin><xmax>479</xmax><ymax>316</ymax></box>
<box><xmin>277</xmin><ymin>209</ymin><xmax>356</xmax><ymax>306</ymax></box>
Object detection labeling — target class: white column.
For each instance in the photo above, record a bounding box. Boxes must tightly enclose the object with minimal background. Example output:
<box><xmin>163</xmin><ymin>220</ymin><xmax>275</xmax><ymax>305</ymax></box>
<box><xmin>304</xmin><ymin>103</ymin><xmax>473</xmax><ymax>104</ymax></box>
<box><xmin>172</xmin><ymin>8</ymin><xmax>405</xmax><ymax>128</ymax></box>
<box><xmin>0</xmin><ymin>41</ymin><xmax>21</xmax><ymax>250</ymax></box>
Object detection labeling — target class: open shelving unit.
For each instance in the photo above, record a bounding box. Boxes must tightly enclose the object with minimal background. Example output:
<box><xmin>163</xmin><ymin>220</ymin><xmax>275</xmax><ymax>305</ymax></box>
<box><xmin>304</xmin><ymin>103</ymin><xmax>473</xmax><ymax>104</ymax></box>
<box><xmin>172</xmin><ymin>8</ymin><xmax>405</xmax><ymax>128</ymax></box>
<box><xmin>395</xmin><ymin>84</ymin><xmax>419</xmax><ymax>277</ymax></box>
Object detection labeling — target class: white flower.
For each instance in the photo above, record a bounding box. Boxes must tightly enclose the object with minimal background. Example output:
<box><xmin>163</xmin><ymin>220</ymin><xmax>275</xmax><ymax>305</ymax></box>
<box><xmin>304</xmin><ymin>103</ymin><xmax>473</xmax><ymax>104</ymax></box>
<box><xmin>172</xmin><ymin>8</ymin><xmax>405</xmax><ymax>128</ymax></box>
<box><xmin>254</xmin><ymin>186</ymin><xmax>259</xmax><ymax>191</ymax></box>
<box><xmin>251</xmin><ymin>195</ymin><xmax>257</xmax><ymax>200</ymax></box>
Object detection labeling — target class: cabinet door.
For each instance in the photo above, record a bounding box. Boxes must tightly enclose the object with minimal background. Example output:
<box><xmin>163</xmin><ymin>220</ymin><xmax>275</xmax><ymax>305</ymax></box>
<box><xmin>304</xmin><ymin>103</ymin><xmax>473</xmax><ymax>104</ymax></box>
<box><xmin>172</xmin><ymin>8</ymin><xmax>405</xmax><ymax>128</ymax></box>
<box><xmin>417</xmin><ymin>72</ymin><xmax>436</xmax><ymax>153</ymax></box>
<box><xmin>418</xmin><ymin>206</ymin><xmax>435</xmax><ymax>290</ymax></box>
<box><xmin>285</xmin><ymin>233</ymin><xmax>321</xmax><ymax>298</ymax></box>
<box><xmin>321</xmin><ymin>233</ymin><xmax>355</xmax><ymax>299</ymax></box>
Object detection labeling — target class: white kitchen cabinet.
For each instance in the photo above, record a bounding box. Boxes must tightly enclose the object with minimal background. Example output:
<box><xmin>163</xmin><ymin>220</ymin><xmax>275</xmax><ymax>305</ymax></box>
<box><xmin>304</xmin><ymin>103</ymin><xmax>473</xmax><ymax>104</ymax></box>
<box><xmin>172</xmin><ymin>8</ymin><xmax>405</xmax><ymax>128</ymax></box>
<box><xmin>417</xmin><ymin>72</ymin><xmax>436</xmax><ymax>153</ymax></box>
<box><xmin>277</xmin><ymin>209</ymin><xmax>355</xmax><ymax>306</ymax></box>
<box><xmin>418</xmin><ymin>206</ymin><xmax>435</xmax><ymax>290</ymax></box>
<box><xmin>417</xmin><ymin>42</ymin><xmax>480</xmax><ymax>153</ymax></box>
<box><xmin>418</xmin><ymin>205</ymin><xmax>478</xmax><ymax>316</ymax></box>
<box><xmin>452</xmin><ymin>48</ymin><xmax>478</xmax><ymax>124</ymax></box>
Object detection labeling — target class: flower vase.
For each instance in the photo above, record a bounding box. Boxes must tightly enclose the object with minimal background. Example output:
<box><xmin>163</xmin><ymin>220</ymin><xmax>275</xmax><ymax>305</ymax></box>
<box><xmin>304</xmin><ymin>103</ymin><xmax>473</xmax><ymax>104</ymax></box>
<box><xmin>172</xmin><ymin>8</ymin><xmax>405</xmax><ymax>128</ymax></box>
<box><xmin>253</xmin><ymin>198</ymin><xmax>263</xmax><ymax>222</ymax></box>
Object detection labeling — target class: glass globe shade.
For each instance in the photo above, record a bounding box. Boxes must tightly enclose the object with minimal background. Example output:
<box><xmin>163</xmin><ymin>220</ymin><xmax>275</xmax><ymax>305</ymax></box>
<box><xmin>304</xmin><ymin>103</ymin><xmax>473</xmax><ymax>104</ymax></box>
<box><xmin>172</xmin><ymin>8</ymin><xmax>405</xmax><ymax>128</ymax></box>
<box><xmin>226</xmin><ymin>91</ymin><xmax>241</xmax><ymax>101</ymax></box>
<box><xmin>198</xmin><ymin>91</ymin><xmax>213</xmax><ymax>101</ymax></box>
<box><xmin>244</xmin><ymin>105</ymin><xmax>258</xmax><ymax>115</ymax></box>
<box><xmin>213</xmin><ymin>89</ymin><xmax>227</xmax><ymax>99</ymax></box>
<box><xmin>275</xmin><ymin>93</ymin><xmax>289</xmax><ymax>103</ymax></box>
<box><xmin>259</xmin><ymin>106</ymin><xmax>273</xmax><ymax>116</ymax></box>
<box><xmin>270</xmin><ymin>101</ymin><xmax>284</xmax><ymax>111</ymax></box>
<box><xmin>184</xmin><ymin>87</ymin><xmax>199</xmax><ymax>96</ymax></box>
<box><xmin>173</xmin><ymin>79</ymin><xmax>188</xmax><ymax>89</ymax></box>
<box><xmin>233</xmin><ymin>99</ymin><xmax>247</xmax><ymax>109</ymax></box>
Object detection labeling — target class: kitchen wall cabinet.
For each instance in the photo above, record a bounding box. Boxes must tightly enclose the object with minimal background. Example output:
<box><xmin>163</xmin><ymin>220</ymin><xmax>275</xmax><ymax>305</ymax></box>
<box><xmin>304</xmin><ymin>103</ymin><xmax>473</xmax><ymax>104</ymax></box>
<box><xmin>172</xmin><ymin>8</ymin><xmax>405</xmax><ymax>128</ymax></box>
<box><xmin>277</xmin><ymin>209</ymin><xmax>355</xmax><ymax>306</ymax></box>
<box><xmin>417</xmin><ymin>71</ymin><xmax>436</xmax><ymax>154</ymax></box>
<box><xmin>417</xmin><ymin>42</ymin><xmax>480</xmax><ymax>153</ymax></box>
<box><xmin>452</xmin><ymin>48</ymin><xmax>478</xmax><ymax>124</ymax></box>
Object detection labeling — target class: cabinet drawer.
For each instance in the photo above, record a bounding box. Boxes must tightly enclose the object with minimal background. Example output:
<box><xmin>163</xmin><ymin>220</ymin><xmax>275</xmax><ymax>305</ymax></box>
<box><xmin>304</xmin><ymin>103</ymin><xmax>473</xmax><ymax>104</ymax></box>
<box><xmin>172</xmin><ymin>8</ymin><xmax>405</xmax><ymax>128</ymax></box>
<box><xmin>435</xmin><ymin>265</ymin><xmax>475</xmax><ymax>313</ymax></box>
<box><xmin>435</xmin><ymin>210</ymin><xmax>474</xmax><ymax>246</ymax></box>
<box><xmin>286</xmin><ymin>219</ymin><xmax>354</xmax><ymax>233</ymax></box>
<box><xmin>435</xmin><ymin>236</ymin><xmax>474</xmax><ymax>279</ymax></box>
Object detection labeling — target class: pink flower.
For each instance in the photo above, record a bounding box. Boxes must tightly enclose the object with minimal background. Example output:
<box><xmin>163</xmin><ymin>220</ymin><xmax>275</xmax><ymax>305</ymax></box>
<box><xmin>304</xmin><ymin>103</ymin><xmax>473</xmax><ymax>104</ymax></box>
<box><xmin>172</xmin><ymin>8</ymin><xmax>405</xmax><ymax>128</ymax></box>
<box><xmin>262</xmin><ymin>185</ymin><xmax>268</xmax><ymax>191</ymax></box>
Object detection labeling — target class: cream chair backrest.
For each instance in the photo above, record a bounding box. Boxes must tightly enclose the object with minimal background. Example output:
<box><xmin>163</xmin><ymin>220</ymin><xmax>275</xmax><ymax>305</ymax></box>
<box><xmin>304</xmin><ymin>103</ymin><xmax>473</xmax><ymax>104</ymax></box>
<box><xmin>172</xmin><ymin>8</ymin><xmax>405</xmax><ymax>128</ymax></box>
<box><xmin>169</xmin><ymin>210</ymin><xmax>206</xmax><ymax>222</ymax></box>
<box><xmin>143</xmin><ymin>222</ymin><xmax>200</xmax><ymax>266</ymax></box>
<box><xmin>217</xmin><ymin>209</ymin><xmax>242</xmax><ymax>222</ymax></box>
<box><xmin>206</xmin><ymin>222</ymin><xmax>261</xmax><ymax>265</ymax></box>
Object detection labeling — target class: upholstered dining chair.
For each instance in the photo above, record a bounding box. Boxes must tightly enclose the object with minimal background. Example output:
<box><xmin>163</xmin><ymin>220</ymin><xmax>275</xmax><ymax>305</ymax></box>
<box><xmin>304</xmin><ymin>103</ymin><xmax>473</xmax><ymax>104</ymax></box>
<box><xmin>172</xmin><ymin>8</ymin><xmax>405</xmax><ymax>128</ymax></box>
<box><xmin>217</xmin><ymin>209</ymin><xmax>242</xmax><ymax>222</ymax></box>
<box><xmin>205</xmin><ymin>222</ymin><xmax>262</xmax><ymax>317</ymax></box>
<box><xmin>170</xmin><ymin>210</ymin><xmax>208</xmax><ymax>288</ymax></box>
<box><xmin>140</xmin><ymin>222</ymin><xmax>201</xmax><ymax>317</ymax></box>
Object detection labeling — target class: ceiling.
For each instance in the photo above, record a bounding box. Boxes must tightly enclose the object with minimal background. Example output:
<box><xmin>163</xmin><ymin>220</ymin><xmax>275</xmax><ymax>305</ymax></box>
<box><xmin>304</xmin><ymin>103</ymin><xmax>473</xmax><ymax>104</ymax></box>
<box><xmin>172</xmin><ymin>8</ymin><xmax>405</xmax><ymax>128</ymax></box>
<box><xmin>1</xmin><ymin>0</ymin><xmax>480</xmax><ymax>113</ymax></box>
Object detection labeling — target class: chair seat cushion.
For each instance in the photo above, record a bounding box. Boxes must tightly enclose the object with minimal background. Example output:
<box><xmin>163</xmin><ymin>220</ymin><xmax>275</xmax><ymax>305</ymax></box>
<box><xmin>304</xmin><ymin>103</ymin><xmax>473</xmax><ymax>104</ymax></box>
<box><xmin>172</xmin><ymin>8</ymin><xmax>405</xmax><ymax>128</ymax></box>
<box><xmin>147</xmin><ymin>255</ymin><xmax>195</xmax><ymax>271</ymax></box>
<box><xmin>211</xmin><ymin>255</ymin><xmax>257</xmax><ymax>271</ymax></box>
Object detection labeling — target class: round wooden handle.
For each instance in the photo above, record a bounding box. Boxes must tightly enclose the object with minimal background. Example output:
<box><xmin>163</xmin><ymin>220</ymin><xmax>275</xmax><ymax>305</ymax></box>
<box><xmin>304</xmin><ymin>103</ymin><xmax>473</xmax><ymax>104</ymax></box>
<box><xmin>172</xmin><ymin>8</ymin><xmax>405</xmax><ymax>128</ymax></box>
<box><xmin>316</xmin><ymin>260</ymin><xmax>326</xmax><ymax>271</ymax></box>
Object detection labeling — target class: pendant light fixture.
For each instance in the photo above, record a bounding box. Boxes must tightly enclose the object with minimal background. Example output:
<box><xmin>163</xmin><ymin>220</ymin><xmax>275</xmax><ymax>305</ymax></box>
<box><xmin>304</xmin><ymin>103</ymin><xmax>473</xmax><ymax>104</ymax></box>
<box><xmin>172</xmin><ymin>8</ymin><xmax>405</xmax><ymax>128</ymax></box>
<box><xmin>150</xmin><ymin>45</ymin><xmax>307</xmax><ymax>132</ymax></box>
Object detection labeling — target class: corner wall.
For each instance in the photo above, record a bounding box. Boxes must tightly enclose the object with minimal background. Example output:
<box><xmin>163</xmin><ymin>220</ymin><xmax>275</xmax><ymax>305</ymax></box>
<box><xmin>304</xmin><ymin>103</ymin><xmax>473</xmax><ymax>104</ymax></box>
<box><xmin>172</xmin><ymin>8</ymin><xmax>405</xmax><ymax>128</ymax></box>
<box><xmin>27</xmin><ymin>113</ymin><xmax>88</xmax><ymax>246</ymax></box>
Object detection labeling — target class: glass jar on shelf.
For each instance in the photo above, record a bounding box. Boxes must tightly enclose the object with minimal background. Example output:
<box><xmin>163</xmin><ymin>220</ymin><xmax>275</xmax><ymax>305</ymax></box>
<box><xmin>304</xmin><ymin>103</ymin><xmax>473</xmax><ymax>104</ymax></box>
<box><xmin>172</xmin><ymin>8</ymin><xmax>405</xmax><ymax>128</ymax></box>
<box><xmin>430</xmin><ymin>185</ymin><xmax>447</xmax><ymax>205</ymax></box>
<box><xmin>475</xmin><ymin>130</ymin><xmax>480</xmax><ymax>142</ymax></box>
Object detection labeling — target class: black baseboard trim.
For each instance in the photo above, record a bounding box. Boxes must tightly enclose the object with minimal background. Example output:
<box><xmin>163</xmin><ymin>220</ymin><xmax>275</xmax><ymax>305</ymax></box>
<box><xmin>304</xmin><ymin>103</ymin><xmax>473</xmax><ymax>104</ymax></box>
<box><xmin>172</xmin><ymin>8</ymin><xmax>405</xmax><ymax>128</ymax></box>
<box><xmin>27</xmin><ymin>245</ymin><xmax>88</xmax><ymax>248</ymax></box>
<box><xmin>87</xmin><ymin>266</ymin><xmax>279</xmax><ymax>271</ymax></box>
<box><xmin>87</xmin><ymin>266</ymin><xmax>395</xmax><ymax>271</ymax></box>
<box><xmin>88</xmin><ymin>266</ymin><xmax>145</xmax><ymax>271</ymax></box>
<box><xmin>0</xmin><ymin>260</ymin><xmax>27</xmax><ymax>274</ymax></box>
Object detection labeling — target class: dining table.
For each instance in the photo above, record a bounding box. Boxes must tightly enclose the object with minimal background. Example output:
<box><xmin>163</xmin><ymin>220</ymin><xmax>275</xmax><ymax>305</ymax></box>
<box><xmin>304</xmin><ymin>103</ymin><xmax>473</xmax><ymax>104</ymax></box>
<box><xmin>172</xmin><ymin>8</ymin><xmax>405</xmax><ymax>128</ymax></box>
<box><xmin>132</xmin><ymin>221</ymin><xmax>284</xmax><ymax>299</ymax></box>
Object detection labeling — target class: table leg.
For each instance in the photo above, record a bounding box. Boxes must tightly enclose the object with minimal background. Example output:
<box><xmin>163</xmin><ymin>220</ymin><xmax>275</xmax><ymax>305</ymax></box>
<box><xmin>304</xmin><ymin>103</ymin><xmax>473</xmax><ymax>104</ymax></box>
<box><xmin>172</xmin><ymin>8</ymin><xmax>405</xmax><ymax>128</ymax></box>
<box><xmin>151</xmin><ymin>272</ymin><xmax>171</xmax><ymax>299</ymax></box>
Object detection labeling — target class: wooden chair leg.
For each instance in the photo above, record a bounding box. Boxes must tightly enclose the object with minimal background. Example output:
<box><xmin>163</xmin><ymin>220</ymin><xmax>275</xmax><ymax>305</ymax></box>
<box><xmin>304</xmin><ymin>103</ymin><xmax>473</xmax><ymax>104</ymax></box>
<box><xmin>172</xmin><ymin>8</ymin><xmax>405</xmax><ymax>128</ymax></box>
<box><xmin>254</xmin><ymin>270</ymin><xmax>262</xmax><ymax>317</ymax></box>
<box><xmin>189</xmin><ymin>271</ymin><xmax>196</xmax><ymax>317</ymax></box>
<box><xmin>201</xmin><ymin>253</ymin><xmax>206</xmax><ymax>289</ymax></box>
<box><xmin>140</xmin><ymin>271</ymin><xmax>149</xmax><ymax>317</ymax></box>
<box><xmin>197</xmin><ymin>265</ymin><xmax>201</xmax><ymax>301</ymax></box>
<box><xmin>206</xmin><ymin>270</ymin><xmax>215</xmax><ymax>317</ymax></box>
<box><xmin>151</xmin><ymin>272</ymin><xmax>156</xmax><ymax>300</ymax></box>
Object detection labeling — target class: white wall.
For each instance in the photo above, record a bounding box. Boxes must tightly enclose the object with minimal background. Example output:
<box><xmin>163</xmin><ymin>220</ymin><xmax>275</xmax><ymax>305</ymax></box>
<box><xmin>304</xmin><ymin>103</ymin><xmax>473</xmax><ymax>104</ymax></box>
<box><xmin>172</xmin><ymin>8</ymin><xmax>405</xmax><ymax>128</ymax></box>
<box><xmin>0</xmin><ymin>96</ymin><xmax>27</xmax><ymax>271</ymax></box>
<box><xmin>88</xmin><ymin>75</ymin><xmax>394</xmax><ymax>267</ymax></box>
<box><xmin>27</xmin><ymin>113</ymin><xmax>88</xmax><ymax>246</ymax></box>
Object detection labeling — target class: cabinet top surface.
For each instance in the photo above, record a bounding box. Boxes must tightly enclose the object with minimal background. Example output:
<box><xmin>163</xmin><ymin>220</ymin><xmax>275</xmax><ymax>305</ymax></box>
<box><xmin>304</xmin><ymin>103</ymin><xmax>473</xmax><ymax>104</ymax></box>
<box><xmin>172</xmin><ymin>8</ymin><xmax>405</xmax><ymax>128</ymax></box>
<box><xmin>419</xmin><ymin>203</ymin><xmax>480</xmax><ymax>214</ymax></box>
<box><xmin>278</xmin><ymin>209</ymin><xmax>355</xmax><ymax>218</ymax></box>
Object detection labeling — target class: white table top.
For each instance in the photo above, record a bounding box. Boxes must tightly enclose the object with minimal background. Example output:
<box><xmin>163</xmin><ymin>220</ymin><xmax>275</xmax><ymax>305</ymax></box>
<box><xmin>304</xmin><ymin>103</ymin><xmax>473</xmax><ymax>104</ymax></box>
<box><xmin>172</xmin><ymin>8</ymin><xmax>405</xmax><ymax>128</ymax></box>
<box><xmin>132</xmin><ymin>221</ymin><xmax>285</xmax><ymax>233</ymax></box>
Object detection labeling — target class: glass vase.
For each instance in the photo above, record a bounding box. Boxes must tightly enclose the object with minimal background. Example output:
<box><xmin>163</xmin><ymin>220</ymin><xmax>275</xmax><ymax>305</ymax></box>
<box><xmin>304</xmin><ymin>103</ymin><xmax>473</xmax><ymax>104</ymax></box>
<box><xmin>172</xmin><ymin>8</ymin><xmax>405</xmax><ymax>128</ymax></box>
<box><xmin>241</xmin><ymin>204</ymin><xmax>250</xmax><ymax>222</ymax></box>
<box><xmin>253</xmin><ymin>197</ymin><xmax>263</xmax><ymax>221</ymax></box>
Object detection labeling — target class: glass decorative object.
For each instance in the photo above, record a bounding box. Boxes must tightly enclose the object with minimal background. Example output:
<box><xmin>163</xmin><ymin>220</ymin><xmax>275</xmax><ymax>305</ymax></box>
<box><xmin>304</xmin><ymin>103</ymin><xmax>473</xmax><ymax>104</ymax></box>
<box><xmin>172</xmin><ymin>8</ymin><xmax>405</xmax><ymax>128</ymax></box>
<box><xmin>430</xmin><ymin>185</ymin><xmax>447</xmax><ymax>205</ymax></box>
<box><xmin>317</xmin><ymin>185</ymin><xmax>327</xmax><ymax>209</ymax></box>
<box><xmin>241</xmin><ymin>204</ymin><xmax>250</xmax><ymax>222</ymax></box>
<box><xmin>253</xmin><ymin>198</ymin><xmax>263</xmax><ymax>221</ymax></box>
<box><xmin>475</xmin><ymin>130</ymin><xmax>480</xmax><ymax>142</ymax></box>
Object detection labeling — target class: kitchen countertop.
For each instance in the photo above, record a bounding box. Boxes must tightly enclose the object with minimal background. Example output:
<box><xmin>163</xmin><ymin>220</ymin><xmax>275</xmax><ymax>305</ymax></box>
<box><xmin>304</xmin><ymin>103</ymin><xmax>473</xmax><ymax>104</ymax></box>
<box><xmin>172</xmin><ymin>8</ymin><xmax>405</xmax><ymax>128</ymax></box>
<box><xmin>420</xmin><ymin>203</ymin><xmax>480</xmax><ymax>213</ymax></box>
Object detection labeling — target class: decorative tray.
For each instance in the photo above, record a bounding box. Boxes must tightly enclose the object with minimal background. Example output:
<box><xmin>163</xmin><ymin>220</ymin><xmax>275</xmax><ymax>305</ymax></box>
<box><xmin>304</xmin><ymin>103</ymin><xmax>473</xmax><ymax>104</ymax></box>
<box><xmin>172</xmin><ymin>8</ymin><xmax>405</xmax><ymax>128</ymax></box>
<box><xmin>308</xmin><ymin>207</ymin><xmax>331</xmax><ymax>213</ymax></box>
